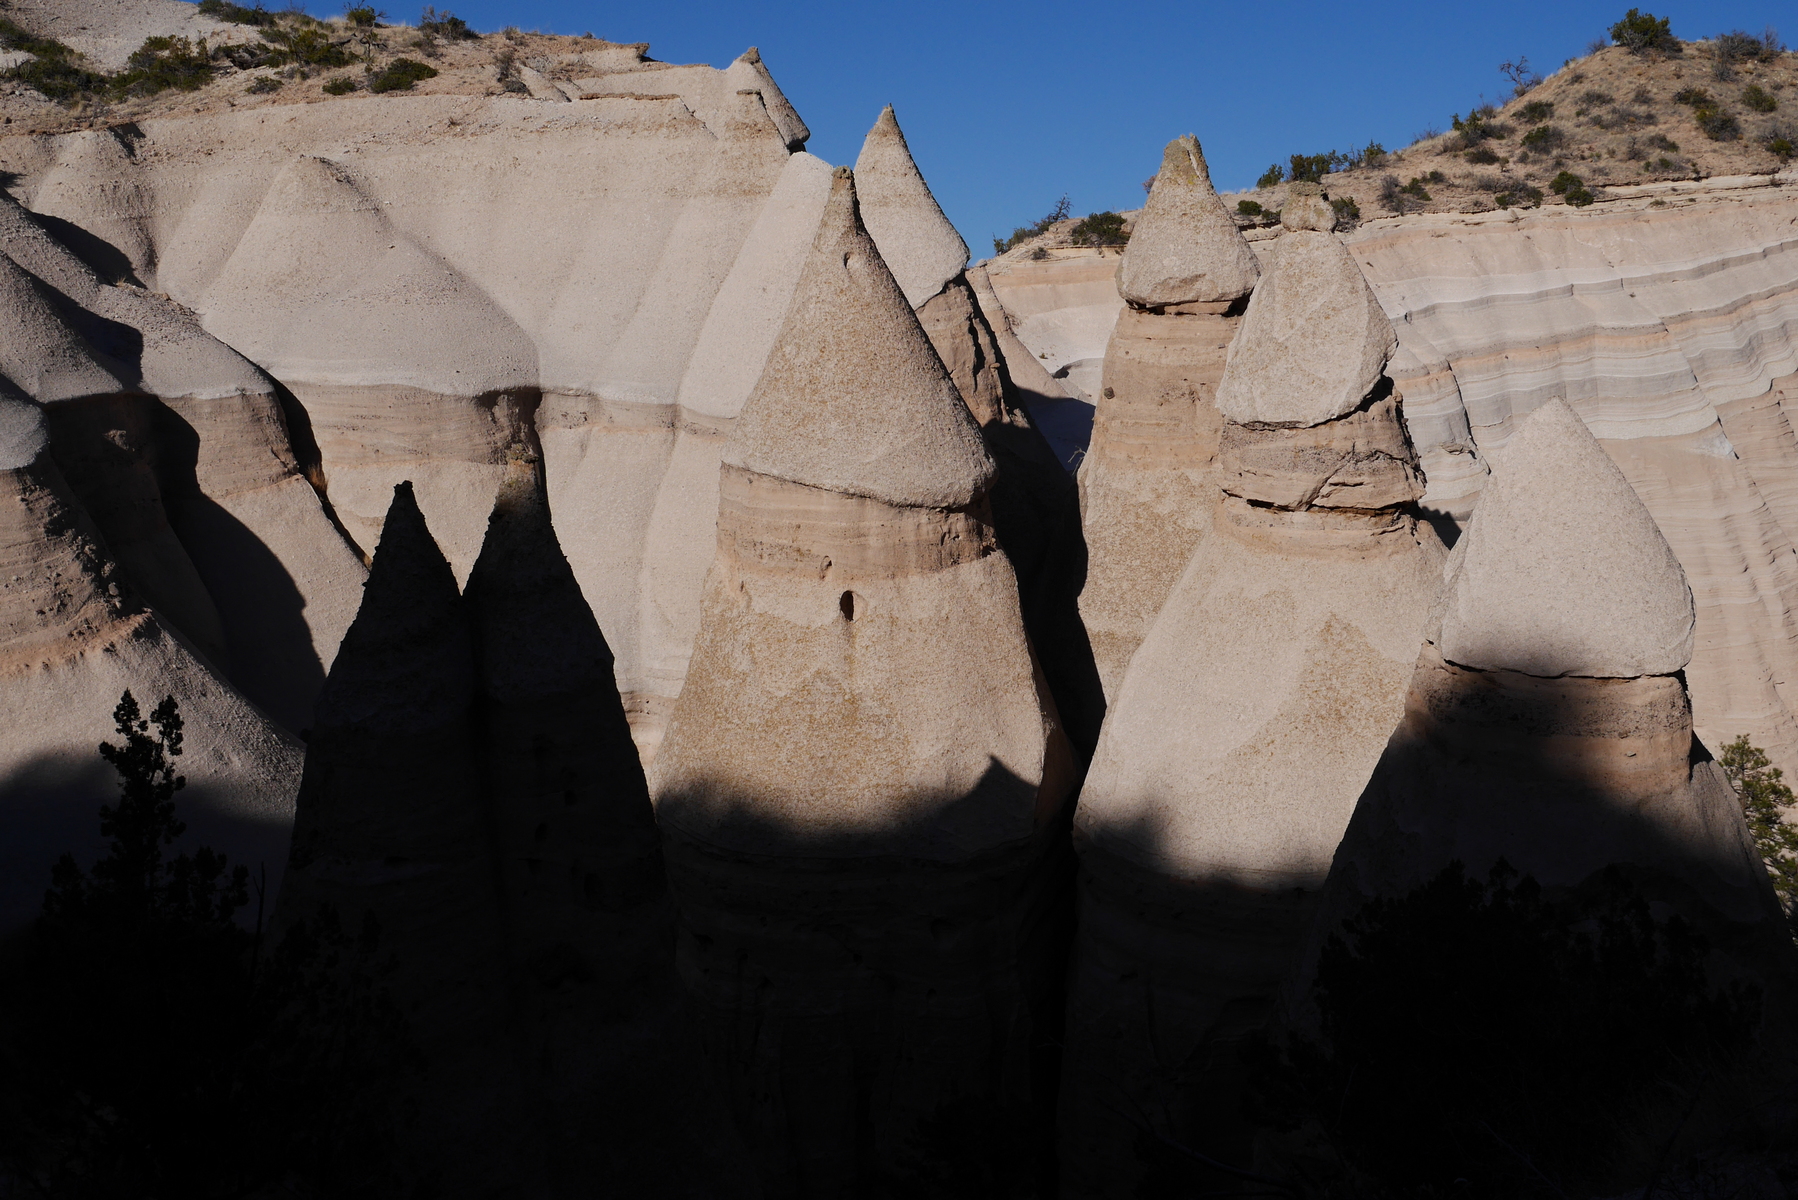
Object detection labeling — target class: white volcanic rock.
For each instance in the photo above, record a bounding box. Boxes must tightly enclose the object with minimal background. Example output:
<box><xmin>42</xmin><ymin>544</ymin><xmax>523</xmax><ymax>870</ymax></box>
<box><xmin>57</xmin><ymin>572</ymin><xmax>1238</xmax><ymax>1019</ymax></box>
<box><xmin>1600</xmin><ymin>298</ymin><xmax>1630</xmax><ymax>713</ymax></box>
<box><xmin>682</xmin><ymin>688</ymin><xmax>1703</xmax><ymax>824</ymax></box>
<box><xmin>1279</xmin><ymin>181</ymin><xmax>1336</xmax><ymax>233</ymax></box>
<box><xmin>653</xmin><ymin>167</ymin><xmax>1073</xmax><ymax>1192</ymax></box>
<box><xmin>1117</xmin><ymin>135</ymin><xmax>1259</xmax><ymax>309</ymax></box>
<box><xmin>725</xmin><ymin>47</ymin><xmax>809</xmax><ymax>150</ymax></box>
<box><xmin>1214</xmin><ymin>229</ymin><xmax>1396</xmax><ymax>428</ymax></box>
<box><xmin>0</xmin><ymin>253</ymin><xmax>125</xmax><ymax>402</ymax></box>
<box><xmin>853</xmin><ymin>106</ymin><xmax>969</xmax><ymax>309</ymax></box>
<box><xmin>724</xmin><ymin>167</ymin><xmax>992</xmax><ymax>510</ymax></box>
<box><xmin>1438</xmin><ymin>399</ymin><xmax>1694</xmax><ymax>678</ymax></box>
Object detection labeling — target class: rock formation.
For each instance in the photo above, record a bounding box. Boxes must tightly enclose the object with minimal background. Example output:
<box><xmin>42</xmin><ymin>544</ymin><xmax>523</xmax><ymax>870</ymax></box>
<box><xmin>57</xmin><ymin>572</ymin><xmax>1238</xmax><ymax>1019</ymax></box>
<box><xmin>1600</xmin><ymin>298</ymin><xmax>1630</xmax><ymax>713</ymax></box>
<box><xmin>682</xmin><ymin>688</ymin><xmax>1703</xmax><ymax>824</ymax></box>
<box><xmin>653</xmin><ymin>166</ymin><xmax>1076</xmax><ymax>1195</ymax></box>
<box><xmin>1061</xmin><ymin>198</ymin><xmax>1441</xmax><ymax>1192</ymax></box>
<box><xmin>1284</xmin><ymin>398</ymin><xmax>1797</xmax><ymax>1176</ymax></box>
<box><xmin>1077</xmin><ymin>135</ymin><xmax>1260</xmax><ymax>698</ymax></box>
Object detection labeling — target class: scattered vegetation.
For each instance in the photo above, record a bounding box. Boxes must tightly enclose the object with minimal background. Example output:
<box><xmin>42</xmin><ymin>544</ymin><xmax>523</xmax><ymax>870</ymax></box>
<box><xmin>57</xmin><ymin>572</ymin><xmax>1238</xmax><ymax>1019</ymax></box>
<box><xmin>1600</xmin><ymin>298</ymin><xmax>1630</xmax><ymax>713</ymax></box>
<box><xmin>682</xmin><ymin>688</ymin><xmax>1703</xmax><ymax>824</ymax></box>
<box><xmin>322</xmin><ymin>73</ymin><xmax>359</xmax><ymax>94</ymax></box>
<box><xmin>260</xmin><ymin>24</ymin><xmax>355</xmax><ymax>68</ymax></box>
<box><xmin>0</xmin><ymin>18</ymin><xmax>109</xmax><ymax>100</ymax></box>
<box><xmin>368</xmin><ymin>56</ymin><xmax>436</xmax><ymax>92</ymax></box>
<box><xmin>245</xmin><ymin>73</ymin><xmax>282</xmax><ymax>92</ymax></box>
<box><xmin>1329</xmin><ymin>194</ymin><xmax>1360</xmax><ymax>223</ymax></box>
<box><xmin>1713</xmin><ymin>27</ymin><xmax>1784</xmax><ymax>79</ymax></box>
<box><xmin>1722</xmin><ymin>736</ymin><xmax>1798</xmax><ymax>931</ymax></box>
<box><xmin>345</xmin><ymin>5</ymin><xmax>381</xmax><ymax>28</ymax></box>
<box><xmin>1494</xmin><ymin>183</ymin><xmax>1545</xmax><ymax>208</ymax></box>
<box><xmin>1067</xmin><ymin>210</ymin><xmax>1128</xmax><ymax>247</ymax></box>
<box><xmin>1463</xmin><ymin>145</ymin><xmax>1501</xmax><ymax>165</ymax></box>
<box><xmin>197</xmin><ymin>0</ymin><xmax>276</xmax><ymax>26</ymax></box>
<box><xmin>1236</xmin><ymin>199</ymin><xmax>1263</xmax><ymax>216</ymax></box>
<box><xmin>1451</xmin><ymin>105</ymin><xmax>1507</xmax><ymax>147</ymax></box>
<box><xmin>1610</xmin><ymin>8</ymin><xmax>1677</xmax><ymax>55</ymax></box>
<box><xmin>417</xmin><ymin>6</ymin><xmax>476</xmax><ymax>40</ymax></box>
<box><xmin>1259</xmin><ymin>860</ymin><xmax>1761</xmax><ymax>1195</ymax></box>
<box><xmin>992</xmin><ymin>195</ymin><xmax>1070</xmax><ymax>255</ymax></box>
<box><xmin>113</xmin><ymin>35</ymin><xmax>214</xmax><ymax>97</ymax></box>
<box><xmin>1520</xmin><ymin>123</ymin><xmax>1566</xmax><ymax>151</ymax></box>
<box><xmin>1516</xmin><ymin>98</ymin><xmax>1554</xmax><ymax>123</ymax></box>
<box><xmin>1548</xmin><ymin>169</ymin><xmax>1596</xmax><ymax>206</ymax></box>
<box><xmin>1743</xmin><ymin>83</ymin><xmax>1778</xmax><ymax>113</ymax></box>
<box><xmin>1499</xmin><ymin>55</ymin><xmax>1542</xmax><ymax>96</ymax></box>
<box><xmin>1256</xmin><ymin>163</ymin><xmax>1284</xmax><ymax>188</ymax></box>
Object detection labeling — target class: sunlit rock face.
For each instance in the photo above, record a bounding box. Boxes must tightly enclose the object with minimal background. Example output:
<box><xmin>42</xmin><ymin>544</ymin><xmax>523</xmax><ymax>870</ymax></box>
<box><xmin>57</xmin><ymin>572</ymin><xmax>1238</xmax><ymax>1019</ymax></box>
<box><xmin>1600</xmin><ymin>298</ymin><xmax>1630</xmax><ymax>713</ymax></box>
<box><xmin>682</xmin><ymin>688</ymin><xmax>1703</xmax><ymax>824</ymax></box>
<box><xmin>1060</xmin><ymin>219</ymin><xmax>1443</xmax><ymax>1195</ymax></box>
<box><xmin>1077</xmin><ymin>135</ymin><xmax>1260</xmax><ymax>701</ymax></box>
<box><xmin>653</xmin><ymin>170</ymin><xmax>1076</xmax><ymax>1196</ymax></box>
<box><xmin>1285</xmin><ymin>402</ymin><xmax>1798</xmax><ymax>1160</ymax></box>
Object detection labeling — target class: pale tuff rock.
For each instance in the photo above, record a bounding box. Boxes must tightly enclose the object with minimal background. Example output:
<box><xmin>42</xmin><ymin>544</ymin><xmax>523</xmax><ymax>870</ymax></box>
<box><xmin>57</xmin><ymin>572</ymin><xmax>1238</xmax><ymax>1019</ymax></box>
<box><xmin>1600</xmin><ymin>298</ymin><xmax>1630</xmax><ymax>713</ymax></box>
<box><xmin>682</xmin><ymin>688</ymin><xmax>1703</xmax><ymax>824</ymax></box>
<box><xmin>853</xmin><ymin>106</ymin><xmax>970</xmax><ymax>309</ymax></box>
<box><xmin>724</xmin><ymin>168</ymin><xmax>993</xmax><ymax>510</ymax></box>
<box><xmin>1279</xmin><ymin>181</ymin><xmax>1337</xmax><ymax>232</ymax></box>
<box><xmin>0</xmin><ymin>253</ymin><xmax>126</xmax><ymax>402</ymax></box>
<box><xmin>654</xmin><ymin>166</ymin><xmax>1073</xmax><ymax>1191</ymax></box>
<box><xmin>1116</xmin><ymin>135</ymin><xmax>1260</xmax><ymax>309</ymax></box>
<box><xmin>1214</xmin><ymin>229</ymin><xmax>1396</xmax><ymax>428</ymax></box>
<box><xmin>1063</xmin><ymin>331</ymin><xmax>1442</xmax><ymax>1192</ymax></box>
<box><xmin>0</xmin><ymin>388</ymin><xmax>47</xmax><ymax>471</ymax></box>
<box><xmin>1438</xmin><ymin>399</ymin><xmax>1694</xmax><ymax>678</ymax></box>
<box><xmin>726</xmin><ymin>46</ymin><xmax>810</xmax><ymax>151</ymax></box>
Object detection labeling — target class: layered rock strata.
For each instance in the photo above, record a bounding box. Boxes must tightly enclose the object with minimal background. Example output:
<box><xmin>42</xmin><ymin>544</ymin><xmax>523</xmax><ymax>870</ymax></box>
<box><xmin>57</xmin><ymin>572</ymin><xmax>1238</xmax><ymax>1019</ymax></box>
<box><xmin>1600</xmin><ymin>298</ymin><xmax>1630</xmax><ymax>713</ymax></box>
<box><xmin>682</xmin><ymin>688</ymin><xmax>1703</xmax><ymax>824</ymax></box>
<box><xmin>1061</xmin><ymin>204</ymin><xmax>1441</xmax><ymax>1193</ymax></box>
<box><xmin>653</xmin><ymin>168</ymin><xmax>1076</xmax><ymax>1196</ymax></box>
<box><xmin>1288</xmin><ymin>399</ymin><xmax>1796</xmax><ymax>1166</ymax></box>
<box><xmin>1077</xmin><ymin>135</ymin><xmax>1260</xmax><ymax>698</ymax></box>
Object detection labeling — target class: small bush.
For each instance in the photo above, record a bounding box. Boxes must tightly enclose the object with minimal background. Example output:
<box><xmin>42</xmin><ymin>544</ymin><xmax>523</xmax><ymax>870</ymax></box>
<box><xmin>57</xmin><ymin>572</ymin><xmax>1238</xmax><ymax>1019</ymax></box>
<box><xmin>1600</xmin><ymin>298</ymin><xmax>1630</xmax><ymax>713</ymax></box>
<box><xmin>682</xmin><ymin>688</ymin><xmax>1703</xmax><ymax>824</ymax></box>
<box><xmin>1288</xmin><ymin>151</ymin><xmax>1345</xmax><ymax>183</ymax></box>
<box><xmin>1715</xmin><ymin>27</ymin><xmax>1783</xmax><ymax>68</ymax></box>
<box><xmin>1517</xmin><ymin>99</ymin><xmax>1554</xmax><ymax>123</ymax></box>
<box><xmin>1236</xmin><ymin>199</ymin><xmax>1263</xmax><ymax>216</ymax></box>
<box><xmin>322</xmin><ymin>73</ymin><xmax>357</xmax><ymax>93</ymax></box>
<box><xmin>0</xmin><ymin>17</ymin><xmax>109</xmax><ymax>100</ymax></box>
<box><xmin>1673</xmin><ymin>86</ymin><xmax>1712</xmax><ymax>106</ymax></box>
<box><xmin>1650</xmin><ymin>132</ymin><xmax>1680</xmax><ymax>150</ymax></box>
<box><xmin>345</xmin><ymin>4</ymin><xmax>380</xmax><ymax>26</ymax></box>
<box><xmin>260</xmin><ymin>24</ymin><xmax>353</xmax><ymax>67</ymax></box>
<box><xmin>1494</xmin><ymin>184</ymin><xmax>1545</xmax><ymax>208</ymax></box>
<box><xmin>112</xmin><ymin>34</ymin><xmax>213</xmax><ymax>97</ymax></box>
<box><xmin>418</xmin><ymin>6</ymin><xmax>476</xmax><ymax>39</ymax></box>
<box><xmin>1581</xmin><ymin>89</ymin><xmax>1615</xmax><ymax>107</ymax></box>
<box><xmin>1452</xmin><ymin>106</ymin><xmax>1505</xmax><ymax>144</ymax></box>
<box><xmin>1377</xmin><ymin>174</ymin><xmax>1412</xmax><ymax>213</ymax></box>
<box><xmin>1722</xmin><ymin>736</ymin><xmax>1798</xmax><ymax>929</ymax></box>
<box><xmin>1743</xmin><ymin>83</ymin><xmax>1778</xmax><ymax>113</ymax></box>
<box><xmin>1068</xmin><ymin>211</ymin><xmax>1128</xmax><ymax>247</ymax></box>
<box><xmin>1695</xmin><ymin>105</ymin><xmax>1742</xmax><ymax>140</ymax></box>
<box><xmin>1611</xmin><ymin>8</ymin><xmax>1676</xmax><ymax>54</ymax></box>
<box><xmin>1353</xmin><ymin>141</ymin><xmax>1387</xmax><ymax>169</ymax></box>
<box><xmin>1549</xmin><ymin>170</ymin><xmax>1583</xmax><ymax>194</ymax></box>
<box><xmin>368</xmin><ymin>55</ymin><xmax>436</xmax><ymax>91</ymax></box>
<box><xmin>1329</xmin><ymin>195</ymin><xmax>1360</xmax><ymax>223</ymax></box>
<box><xmin>1255</xmin><ymin>163</ymin><xmax>1284</xmax><ymax>188</ymax></box>
<box><xmin>197</xmin><ymin>0</ymin><xmax>276</xmax><ymax>25</ymax></box>
<box><xmin>245</xmin><ymin>73</ymin><xmax>282</xmax><ymax>92</ymax></box>
<box><xmin>991</xmin><ymin>195</ymin><xmax>1070</xmax><ymax>255</ymax></box>
<box><xmin>1463</xmin><ymin>145</ymin><xmax>1501</xmax><ymax>165</ymax></box>
<box><xmin>1398</xmin><ymin>176</ymin><xmax>1432</xmax><ymax>201</ymax></box>
<box><xmin>1768</xmin><ymin>134</ymin><xmax>1795</xmax><ymax>159</ymax></box>
<box><xmin>1520</xmin><ymin>123</ymin><xmax>1565</xmax><ymax>150</ymax></box>
<box><xmin>1564</xmin><ymin>183</ymin><xmax>1596</xmax><ymax>207</ymax></box>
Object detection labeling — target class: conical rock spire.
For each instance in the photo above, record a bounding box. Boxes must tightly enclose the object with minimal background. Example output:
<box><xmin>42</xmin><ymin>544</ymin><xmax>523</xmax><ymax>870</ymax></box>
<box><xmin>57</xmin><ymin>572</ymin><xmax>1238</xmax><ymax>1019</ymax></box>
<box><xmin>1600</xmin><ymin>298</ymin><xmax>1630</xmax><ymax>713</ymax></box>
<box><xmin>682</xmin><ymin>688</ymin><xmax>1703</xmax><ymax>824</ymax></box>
<box><xmin>1437</xmin><ymin>398</ymin><xmax>1694</xmax><ymax>678</ymax></box>
<box><xmin>724</xmin><ymin>166</ymin><xmax>992</xmax><ymax>509</ymax></box>
<box><xmin>0</xmin><ymin>253</ymin><xmax>126</xmax><ymax>401</ymax></box>
<box><xmin>853</xmin><ymin>106</ymin><xmax>970</xmax><ymax>309</ymax></box>
<box><xmin>725</xmin><ymin>46</ymin><xmax>809</xmax><ymax>150</ymax></box>
<box><xmin>1214</xmin><ymin>230</ymin><xmax>1396</xmax><ymax>428</ymax></box>
<box><xmin>1116</xmin><ymin>134</ymin><xmax>1259</xmax><ymax>308</ymax></box>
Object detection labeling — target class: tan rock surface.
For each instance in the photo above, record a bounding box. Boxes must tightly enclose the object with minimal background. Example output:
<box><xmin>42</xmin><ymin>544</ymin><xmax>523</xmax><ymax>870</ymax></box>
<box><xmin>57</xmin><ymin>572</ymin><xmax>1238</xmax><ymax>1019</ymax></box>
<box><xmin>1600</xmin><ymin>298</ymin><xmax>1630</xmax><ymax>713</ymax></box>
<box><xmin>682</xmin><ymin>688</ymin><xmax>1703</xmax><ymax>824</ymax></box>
<box><xmin>653</xmin><ymin>169</ymin><xmax>1073</xmax><ymax>1193</ymax></box>
<box><xmin>1278</xmin><ymin>181</ymin><xmax>1336</xmax><ymax>233</ymax></box>
<box><xmin>1117</xmin><ymin>135</ymin><xmax>1259</xmax><ymax>309</ymax></box>
<box><xmin>852</xmin><ymin>106</ymin><xmax>969</xmax><ymax>309</ymax></box>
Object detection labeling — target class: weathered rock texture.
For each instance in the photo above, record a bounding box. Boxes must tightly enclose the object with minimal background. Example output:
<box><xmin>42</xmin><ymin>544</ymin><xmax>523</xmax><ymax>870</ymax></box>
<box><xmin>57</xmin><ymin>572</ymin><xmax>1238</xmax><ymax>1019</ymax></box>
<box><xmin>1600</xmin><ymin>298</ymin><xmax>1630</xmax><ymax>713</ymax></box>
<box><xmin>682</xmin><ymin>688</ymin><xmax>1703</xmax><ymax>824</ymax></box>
<box><xmin>1289</xmin><ymin>401</ymin><xmax>1796</xmax><ymax>1158</ymax></box>
<box><xmin>1061</xmin><ymin>229</ymin><xmax>1443</xmax><ymax>1191</ymax></box>
<box><xmin>1075</xmin><ymin>136</ymin><xmax>1261</xmax><ymax>699</ymax></box>
<box><xmin>653</xmin><ymin>169</ymin><xmax>1075</xmax><ymax>1196</ymax></box>
<box><xmin>852</xmin><ymin>105</ymin><xmax>969</xmax><ymax>309</ymax></box>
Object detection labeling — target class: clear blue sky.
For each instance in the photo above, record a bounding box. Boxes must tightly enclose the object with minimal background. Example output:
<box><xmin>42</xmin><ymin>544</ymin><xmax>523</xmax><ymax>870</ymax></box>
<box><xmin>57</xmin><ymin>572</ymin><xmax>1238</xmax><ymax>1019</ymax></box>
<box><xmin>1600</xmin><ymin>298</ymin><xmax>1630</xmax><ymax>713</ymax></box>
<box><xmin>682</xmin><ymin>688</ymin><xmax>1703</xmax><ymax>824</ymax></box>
<box><xmin>377</xmin><ymin>0</ymin><xmax>1786</xmax><ymax>254</ymax></box>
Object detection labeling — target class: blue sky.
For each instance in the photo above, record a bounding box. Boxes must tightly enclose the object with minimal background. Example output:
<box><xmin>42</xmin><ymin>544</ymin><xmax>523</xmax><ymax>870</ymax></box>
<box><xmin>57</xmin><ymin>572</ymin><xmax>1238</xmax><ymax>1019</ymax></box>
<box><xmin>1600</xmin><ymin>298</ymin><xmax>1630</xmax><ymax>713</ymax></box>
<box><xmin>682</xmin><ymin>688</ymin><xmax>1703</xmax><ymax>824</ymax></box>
<box><xmin>376</xmin><ymin>0</ymin><xmax>1786</xmax><ymax>254</ymax></box>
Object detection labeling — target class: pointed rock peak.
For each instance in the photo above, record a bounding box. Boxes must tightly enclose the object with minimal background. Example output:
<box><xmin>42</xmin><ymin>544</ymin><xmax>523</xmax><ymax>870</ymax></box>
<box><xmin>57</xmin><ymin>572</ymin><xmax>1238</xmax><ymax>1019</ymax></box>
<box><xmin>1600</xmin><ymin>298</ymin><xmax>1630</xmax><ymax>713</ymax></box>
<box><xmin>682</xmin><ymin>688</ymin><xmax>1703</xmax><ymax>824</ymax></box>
<box><xmin>1281</xmin><ymin>181</ymin><xmax>1337</xmax><ymax>232</ymax></box>
<box><xmin>1438</xmin><ymin>399</ymin><xmax>1693</xmax><ymax>678</ymax></box>
<box><xmin>315</xmin><ymin>482</ymin><xmax>471</xmax><ymax>733</ymax></box>
<box><xmin>730</xmin><ymin>45</ymin><xmax>809</xmax><ymax>150</ymax></box>
<box><xmin>724</xmin><ymin>167</ymin><xmax>993</xmax><ymax>510</ymax></box>
<box><xmin>264</xmin><ymin>154</ymin><xmax>380</xmax><ymax>218</ymax></box>
<box><xmin>853</xmin><ymin>104</ymin><xmax>970</xmax><ymax>309</ymax></box>
<box><xmin>1118</xmin><ymin>134</ymin><xmax>1260</xmax><ymax>309</ymax></box>
<box><xmin>1214</xmin><ymin>230</ymin><xmax>1395</xmax><ymax>428</ymax></box>
<box><xmin>0</xmin><ymin>254</ymin><xmax>128</xmax><ymax>402</ymax></box>
<box><xmin>466</xmin><ymin>452</ymin><xmax>614</xmax><ymax>705</ymax></box>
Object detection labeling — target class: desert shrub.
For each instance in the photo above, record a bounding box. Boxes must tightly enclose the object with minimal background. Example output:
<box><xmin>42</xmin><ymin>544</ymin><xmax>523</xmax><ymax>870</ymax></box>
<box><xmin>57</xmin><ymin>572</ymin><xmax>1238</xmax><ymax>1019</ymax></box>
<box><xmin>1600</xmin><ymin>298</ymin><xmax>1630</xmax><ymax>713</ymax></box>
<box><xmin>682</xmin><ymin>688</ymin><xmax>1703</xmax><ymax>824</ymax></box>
<box><xmin>245</xmin><ymin>73</ymin><xmax>282</xmax><ymax>92</ymax></box>
<box><xmin>1564</xmin><ymin>182</ymin><xmax>1596</xmax><ymax>206</ymax></box>
<box><xmin>1715</xmin><ymin>27</ymin><xmax>1783</xmax><ymax>69</ymax></box>
<box><xmin>345</xmin><ymin>4</ymin><xmax>380</xmax><ymax>26</ymax></box>
<box><xmin>1695</xmin><ymin>106</ymin><xmax>1742</xmax><ymax>140</ymax></box>
<box><xmin>1549</xmin><ymin>170</ymin><xmax>1583</xmax><ymax>194</ymax></box>
<box><xmin>1649</xmin><ymin>132</ymin><xmax>1680</xmax><ymax>150</ymax></box>
<box><xmin>1743</xmin><ymin>83</ymin><xmax>1778</xmax><ymax>113</ymax></box>
<box><xmin>1517</xmin><ymin>98</ymin><xmax>1554</xmax><ymax>123</ymax></box>
<box><xmin>1329</xmin><ymin>195</ymin><xmax>1360</xmax><ymax>223</ymax></box>
<box><xmin>1520</xmin><ymin>123</ymin><xmax>1565</xmax><ymax>150</ymax></box>
<box><xmin>1581</xmin><ymin>88</ymin><xmax>1616</xmax><ymax>107</ymax></box>
<box><xmin>261</xmin><ymin>24</ymin><xmax>353</xmax><ymax>66</ymax></box>
<box><xmin>112</xmin><ymin>34</ymin><xmax>214</xmax><ymax>97</ymax></box>
<box><xmin>0</xmin><ymin>17</ymin><xmax>109</xmax><ymax>100</ymax></box>
<box><xmin>1351</xmin><ymin>140</ymin><xmax>1387</xmax><ymax>169</ymax></box>
<box><xmin>1398</xmin><ymin>176</ymin><xmax>1432</xmax><ymax>201</ymax></box>
<box><xmin>418</xmin><ymin>6</ymin><xmax>475</xmax><ymax>39</ymax></box>
<box><xmin>323</xmin><ymin>73</ymin><xmax>358</xmax><ymax>93</ymax></box>
<box><xmin>1262</xmin><ymin>861</ymin><xmax>1760</xmax><ymax>1196</ymax></box>
<box><xmin>1722</xmin><ymin>736</ymin><xmax>1798</xmax><ymax>929</ymax></box>
<box><xmin>1068</xmin><ymin>210</ymin><xmax>1128</xmax><ymax>247</ymax></box>
<box><xmin>197</xmin><ymin>0</ymin><xmax>276</xmax><ymax>25</ymax></box>
<box><xmin>1611</xmin><ymin>8</ymin><xmax>1676</xmax><ymax>54</ymax></box>
<box><xmin>1377</xmin><ymin>174</ymin><xmax>1413</xmax><ymax>213</ymax></box>
<box><xmin>1673</xmin><ymin>86</ymin><xmax>1712</xmax><ymax>106</ymax></box>
<box><xmin>1288</xmin><ymin>151</ymin><xmax>1346</xmax><ymax>183</ymax></box>
<box><xmin>1236</xmin><ymin>199</ymin><xmax>1263</xmax><ymax>216</ymax></box>
<box><xmin>991</xmin><ymin>195</ymin><xmax>1070</xmax><ymax>255</ymax></box>
<box><xmin>1451</xmin><ymin>106</ymin><xmax>1507</xmax><ymax>150</ymax></box>
<box><xmin>1463</xmin><ymin>145</ymin><xmax>1501</xmax><ymax>165</ymax></box>
<box><xmin>1499</xmin><ymin>55</ymin><xmax>1542</xmax><ymax>96</ymax></box>
<box><xmin>1767</xmin><ymin>129</ymin><xmax>1796</xmax><ymax>159</ymax></box>
<box><xmin>1494</xmin><ymin>184</ymin><xmax>1544</xmax><ymax>208</ymax></box>
<box><xmin>1255</xmin><ymin>162</ymin><xmax>1284</xmax><ymax>188</ymax></box>
<box><xmin>368</xmin><ymin>55</ymin><xmax>436</xmax><ymax>91</ymax></box>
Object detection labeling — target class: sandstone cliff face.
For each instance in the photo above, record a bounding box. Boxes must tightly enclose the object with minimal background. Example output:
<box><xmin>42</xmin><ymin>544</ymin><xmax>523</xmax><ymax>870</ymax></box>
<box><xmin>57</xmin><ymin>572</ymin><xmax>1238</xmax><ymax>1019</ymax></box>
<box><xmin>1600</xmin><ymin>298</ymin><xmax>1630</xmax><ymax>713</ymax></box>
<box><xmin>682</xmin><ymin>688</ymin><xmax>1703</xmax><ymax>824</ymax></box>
<box><xmin>652</xmin><ymin>169</ymin><xmax>1074</xmax><ymax>1196</ymax></box>
<box><xmin>1061</xmin><ymin>209</ymin><xmax>1444</xmax><ymax>1194</ymax></box>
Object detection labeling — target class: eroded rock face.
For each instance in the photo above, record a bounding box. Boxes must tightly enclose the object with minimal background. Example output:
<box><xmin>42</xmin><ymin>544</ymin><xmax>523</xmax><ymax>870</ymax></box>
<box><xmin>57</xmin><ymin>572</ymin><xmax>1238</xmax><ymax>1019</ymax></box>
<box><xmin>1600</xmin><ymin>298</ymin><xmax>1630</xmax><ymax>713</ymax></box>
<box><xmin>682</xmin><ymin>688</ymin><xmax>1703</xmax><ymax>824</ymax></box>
<box><xmin>1278</xmin><ymin>181</ymin><xmax>1336</xmax><ymax>233</ymax></box>
<box><xmin>1062</xmin><ymin>262</ymin><xmax>1443</xmax><ymax>1190</ymax></box>
<box><xmin>1117</xmin><ymin>135</ymin><xmax>1260</xmax><ymax>309</ymax></box>
<box><xmin>1286</xmin><ymin>401</ymin><xmax>1797</xmax><ymax>1170</ymax></box>
<box><xmin>852</xmin><ymin>105</ymin><xmax>969</xmax><ymax>310</ymax></box>
<box><xmin>654</xmin><ymin>170</ymin><xmax>1075</xmax><ymax>1195</ymax></box>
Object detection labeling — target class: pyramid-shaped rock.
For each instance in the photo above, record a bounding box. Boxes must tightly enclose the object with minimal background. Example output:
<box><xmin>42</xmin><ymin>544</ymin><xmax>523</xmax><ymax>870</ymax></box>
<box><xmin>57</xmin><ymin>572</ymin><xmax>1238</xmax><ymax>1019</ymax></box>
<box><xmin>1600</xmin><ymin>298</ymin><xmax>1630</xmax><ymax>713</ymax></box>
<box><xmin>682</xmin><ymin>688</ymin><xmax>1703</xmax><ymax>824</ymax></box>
<box><xmin>853</xmin><ymin>105</ymin><xmax>970</xmax><ymax>309</ymax></box>
<box><xmin>1117</xmin><ymin>134</ymin><xmax>1260</xmax><ymax>309</ymax></box>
